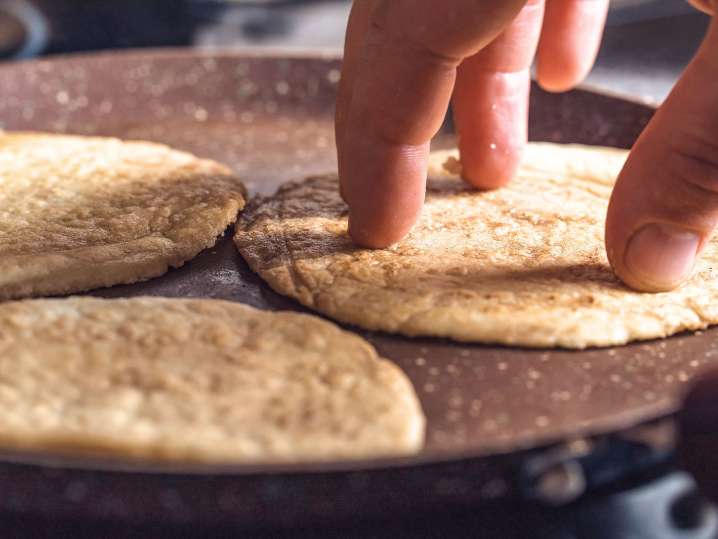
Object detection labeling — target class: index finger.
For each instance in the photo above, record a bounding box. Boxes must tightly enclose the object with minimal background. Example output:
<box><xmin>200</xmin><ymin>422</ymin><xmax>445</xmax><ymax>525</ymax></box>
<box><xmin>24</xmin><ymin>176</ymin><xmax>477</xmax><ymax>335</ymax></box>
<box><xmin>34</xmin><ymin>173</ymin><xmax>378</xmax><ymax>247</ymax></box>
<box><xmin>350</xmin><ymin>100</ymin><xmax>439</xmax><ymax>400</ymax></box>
<box><xmin>340</xmin><ymin>0</ymin><xmax>528</xmax><ymax>248</ymax></box>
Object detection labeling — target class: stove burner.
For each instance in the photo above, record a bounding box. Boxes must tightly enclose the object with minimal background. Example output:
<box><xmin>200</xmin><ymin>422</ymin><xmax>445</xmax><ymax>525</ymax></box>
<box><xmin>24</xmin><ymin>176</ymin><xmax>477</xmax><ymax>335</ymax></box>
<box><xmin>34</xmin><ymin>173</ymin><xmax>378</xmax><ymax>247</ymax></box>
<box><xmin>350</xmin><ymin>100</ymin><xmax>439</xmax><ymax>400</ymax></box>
<box><xmin>0</xmin><ymin>0</ymin><xmax>48</xmax><ymax>58</ymax></box>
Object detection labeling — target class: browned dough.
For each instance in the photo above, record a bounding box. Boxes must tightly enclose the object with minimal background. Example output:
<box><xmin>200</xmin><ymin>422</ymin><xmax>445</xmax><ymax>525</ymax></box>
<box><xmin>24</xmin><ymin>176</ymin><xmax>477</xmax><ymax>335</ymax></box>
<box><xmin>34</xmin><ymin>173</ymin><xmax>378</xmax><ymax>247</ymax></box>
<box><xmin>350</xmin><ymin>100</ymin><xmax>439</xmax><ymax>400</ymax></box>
<box><xmin>236</xmin><ymin>143</ymin><xmax>718</xmax><ymax>349</ymax></box>
<box><xmin>0</xmin><ymin>132</ymin><xmax>246</xmax><ymax>299</ymax></box>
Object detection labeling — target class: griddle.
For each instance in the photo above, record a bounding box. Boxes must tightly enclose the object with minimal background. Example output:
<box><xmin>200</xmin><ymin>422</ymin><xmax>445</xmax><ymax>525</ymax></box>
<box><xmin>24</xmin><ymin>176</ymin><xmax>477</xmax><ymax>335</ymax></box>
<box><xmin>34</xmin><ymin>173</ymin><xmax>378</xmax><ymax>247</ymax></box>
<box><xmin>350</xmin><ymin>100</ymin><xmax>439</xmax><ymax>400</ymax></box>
<box><xmin>0</xmin><ymin>49</ymin><xmax>710</xmax><ymax>529</ymax></box>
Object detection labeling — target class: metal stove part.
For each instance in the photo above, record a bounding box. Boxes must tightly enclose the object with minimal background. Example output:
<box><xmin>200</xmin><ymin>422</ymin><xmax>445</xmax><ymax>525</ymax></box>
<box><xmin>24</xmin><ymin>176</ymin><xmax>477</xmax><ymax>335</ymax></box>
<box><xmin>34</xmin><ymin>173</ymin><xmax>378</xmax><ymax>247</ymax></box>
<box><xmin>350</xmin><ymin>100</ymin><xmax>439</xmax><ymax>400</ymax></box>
<box><xmin>533</xmin><ymin>459</ymin><xmax>588</xmax><ymax>508</ymax></box>
<box><xmin>190</xmin><ymin>0</ymin><xmax>349</xmax><ymax>50</ymax></box>
<box><xmin>520</xmin><ymin>473</ymin><xmax>718</xmax><ymax>539</ymax></box>
<box><xmin>671</xmin><ymin>489</ymin><xmax>716</xmax><ymax>532</ymax></box>
<box><xmin>489</xmin><ymin>472</ymin><xmax>717</xmax><ymax>539</ymax></box>
<box><xmin>575</xmin><ymin>473</ymin><xmax>717</xmax><ymax>539</ymax></box>
<box><xmin>519</xmin><ymin>417</ymin><xmax>718</xmax><ymax>538</ymax></box>
<box><xmin>0</xmin><ymin>0</ymin><xmax>48</xmax><ymax>59</ymax></box>
<box><xmin>25</xmin><ymin>0</ymin><xmax>195</xmax><ymax>56</ymax></box>
<box><xmin>522</xmin><ymin>440</ymin><xmax>592</xmax><ymax>506</ymax></box>
<box><xmin>521</xmin><ymin>418</ymin><xmax>678</xmax><ymax>506</ymax></box>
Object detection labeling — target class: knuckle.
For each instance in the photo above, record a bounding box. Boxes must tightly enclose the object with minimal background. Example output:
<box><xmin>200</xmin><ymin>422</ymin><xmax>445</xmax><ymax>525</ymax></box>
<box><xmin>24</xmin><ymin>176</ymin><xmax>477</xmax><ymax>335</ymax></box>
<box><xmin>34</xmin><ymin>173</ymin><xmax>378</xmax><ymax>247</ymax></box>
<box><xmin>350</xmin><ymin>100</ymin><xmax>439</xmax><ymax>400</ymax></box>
<box><xmin>365</xmin><ymin>3</ymin><xmax>462</xmax><ymax>68</ymax></box>
<box><xmin>668</xmin><ymin>130</ymin><xmax>718</xmax><ymax>200</ymax></box>
<box><xmin>390</xmin><ymin>22</ymin><xmax>464</xmax><ymax>71</ymax></box>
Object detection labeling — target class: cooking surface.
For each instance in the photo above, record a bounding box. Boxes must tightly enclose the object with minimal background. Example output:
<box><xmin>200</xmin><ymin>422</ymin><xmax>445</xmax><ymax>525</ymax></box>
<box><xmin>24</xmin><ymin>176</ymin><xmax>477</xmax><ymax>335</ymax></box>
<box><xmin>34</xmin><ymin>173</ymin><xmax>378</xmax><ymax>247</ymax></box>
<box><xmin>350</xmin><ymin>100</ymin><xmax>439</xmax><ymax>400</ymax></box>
<box><xmin>0</xmin><ymin>50</ymin><xmax>714</xmax><ymax>469</ymax></box>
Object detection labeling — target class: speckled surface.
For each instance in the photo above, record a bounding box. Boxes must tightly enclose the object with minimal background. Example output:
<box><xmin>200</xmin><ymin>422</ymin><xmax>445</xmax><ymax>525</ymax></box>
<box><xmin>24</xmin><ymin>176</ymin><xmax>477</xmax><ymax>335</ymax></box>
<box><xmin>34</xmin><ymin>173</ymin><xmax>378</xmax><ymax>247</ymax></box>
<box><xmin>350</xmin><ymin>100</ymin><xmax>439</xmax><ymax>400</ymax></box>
<box><xmin>0</xmin><ymin>49</ymin><xmax>708</xmax><ymax>526</ymax></box>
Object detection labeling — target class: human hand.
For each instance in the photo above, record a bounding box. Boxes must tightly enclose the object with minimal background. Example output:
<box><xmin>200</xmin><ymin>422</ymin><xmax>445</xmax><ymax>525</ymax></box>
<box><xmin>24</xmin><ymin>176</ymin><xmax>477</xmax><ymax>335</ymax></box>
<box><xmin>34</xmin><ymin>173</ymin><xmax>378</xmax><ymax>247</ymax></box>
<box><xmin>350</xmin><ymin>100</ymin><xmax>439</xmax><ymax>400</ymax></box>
<box><xmin>616</xmin><ymin>0</ymin><xmax>718</xmax><ymax>498</ymax></box>
<box><xmin>606</xmin><ymin>2</ymin><xmax>718</xmax><ymax>292</ymax></box>
<box><xmin>336</xmin><ymin>0</ymin><xmax>609</xmax><ymax>247</ymax></box>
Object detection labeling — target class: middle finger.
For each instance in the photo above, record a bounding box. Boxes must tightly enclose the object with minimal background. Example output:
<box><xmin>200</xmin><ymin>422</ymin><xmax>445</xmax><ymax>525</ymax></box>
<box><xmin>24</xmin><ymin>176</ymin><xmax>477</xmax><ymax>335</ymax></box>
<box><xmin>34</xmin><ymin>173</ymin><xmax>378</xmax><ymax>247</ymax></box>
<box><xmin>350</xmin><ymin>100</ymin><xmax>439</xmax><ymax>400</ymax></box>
<box><xmin>451</xmin><ymin>0</ymin><xmax>546</xmax><ymax>189</ymax></box>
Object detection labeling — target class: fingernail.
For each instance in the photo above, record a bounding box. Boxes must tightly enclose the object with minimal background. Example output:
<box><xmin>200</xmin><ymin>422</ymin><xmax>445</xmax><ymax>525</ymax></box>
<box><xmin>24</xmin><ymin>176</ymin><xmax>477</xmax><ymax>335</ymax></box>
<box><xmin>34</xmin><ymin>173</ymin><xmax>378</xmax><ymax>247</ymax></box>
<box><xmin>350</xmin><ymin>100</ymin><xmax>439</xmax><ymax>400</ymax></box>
<box><xmin>624</xmin><ymin>224</ymin><xmax>700</xmax><ymax>290</ymax></box>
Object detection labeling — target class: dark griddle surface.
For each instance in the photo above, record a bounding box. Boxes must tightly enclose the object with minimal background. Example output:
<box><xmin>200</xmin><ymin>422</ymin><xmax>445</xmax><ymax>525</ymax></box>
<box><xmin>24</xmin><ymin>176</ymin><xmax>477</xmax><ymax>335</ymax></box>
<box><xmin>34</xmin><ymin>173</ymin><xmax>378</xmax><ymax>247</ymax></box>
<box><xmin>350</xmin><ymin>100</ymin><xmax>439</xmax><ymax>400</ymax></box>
<box><xmin>0</xmin><ymin>49</ymin><xmax>709</xmax><ymax>472</ymax></box>
<box><xmin>0</xmin><ymin>51</ymin><xmax>718</xmax><ymax>519</ymax></box>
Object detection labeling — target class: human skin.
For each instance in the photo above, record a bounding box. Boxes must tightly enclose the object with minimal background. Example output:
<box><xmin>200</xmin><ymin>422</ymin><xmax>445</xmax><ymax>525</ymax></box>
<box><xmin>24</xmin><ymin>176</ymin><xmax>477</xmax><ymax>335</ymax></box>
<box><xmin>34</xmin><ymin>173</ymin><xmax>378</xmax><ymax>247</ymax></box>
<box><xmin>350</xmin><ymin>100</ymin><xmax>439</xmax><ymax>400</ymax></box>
<box><xmin>336</xmin><ymin>0</ymin><xmax>718</xmax><ymax>295</ymax></box>
<box><xmin>338</xmin><ymin>3</ymin><xmax>718</xmax><ymax>499</ymax></box>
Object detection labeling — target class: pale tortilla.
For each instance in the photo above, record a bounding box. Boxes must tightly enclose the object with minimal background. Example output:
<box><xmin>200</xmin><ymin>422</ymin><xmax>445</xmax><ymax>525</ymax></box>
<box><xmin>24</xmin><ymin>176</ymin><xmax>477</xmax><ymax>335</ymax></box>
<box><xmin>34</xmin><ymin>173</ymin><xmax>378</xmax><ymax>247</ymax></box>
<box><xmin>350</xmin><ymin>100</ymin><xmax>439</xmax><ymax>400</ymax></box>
<box><xmin>0</xmin><ymin>132</ymin><xmax>246</xmax><ymax>299</ymax></box>
<box><xmin>235</xmin><ymin>143</ymin><xmax>718</xmax><ymax>349</ymax></box>
<box><xmin>0</xmin><ymin>297</ymin><xmax>424</xmax><ymax>462</ymax></box>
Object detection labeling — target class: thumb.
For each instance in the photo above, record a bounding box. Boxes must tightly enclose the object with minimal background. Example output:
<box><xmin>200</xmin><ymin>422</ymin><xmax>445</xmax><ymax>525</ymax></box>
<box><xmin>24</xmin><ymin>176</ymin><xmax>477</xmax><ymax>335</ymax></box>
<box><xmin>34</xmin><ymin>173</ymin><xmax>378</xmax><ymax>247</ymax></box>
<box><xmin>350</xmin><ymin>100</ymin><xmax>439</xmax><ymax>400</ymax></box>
<box><xmin>605</xmin><ymin>14</ymin><xmax>718</xmax><ymax>292</ymax></box>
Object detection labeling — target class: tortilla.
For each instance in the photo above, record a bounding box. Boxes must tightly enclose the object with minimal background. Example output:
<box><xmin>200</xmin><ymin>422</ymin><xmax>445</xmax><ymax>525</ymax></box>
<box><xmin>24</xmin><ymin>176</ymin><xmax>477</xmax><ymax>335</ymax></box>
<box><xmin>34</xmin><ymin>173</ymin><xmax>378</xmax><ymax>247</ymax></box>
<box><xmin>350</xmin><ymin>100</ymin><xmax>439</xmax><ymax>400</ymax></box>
<box><xmin>0</xmin><ymin>132</ymin><xmax>245</xmax><ymax>299</ymax></box>
<box><xmin>235</xmin><ymin>142</ymin><xmax>718</xmax><ymax>349</ymax></box>
<box><xmin>0</xmin><ymin>297</ymin><xmax>424</xmax><ymax>462</ymax></box>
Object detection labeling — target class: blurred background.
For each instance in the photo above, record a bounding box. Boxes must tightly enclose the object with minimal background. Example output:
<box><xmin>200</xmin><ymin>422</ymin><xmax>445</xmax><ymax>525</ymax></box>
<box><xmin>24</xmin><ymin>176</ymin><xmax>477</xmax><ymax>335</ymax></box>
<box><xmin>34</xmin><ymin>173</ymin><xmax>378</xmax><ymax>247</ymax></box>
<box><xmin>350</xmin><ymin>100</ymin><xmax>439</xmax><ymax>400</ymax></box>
<box><xmin>0</xmin><ymin>0</ymin><xmax>710</xmax><ymax>103</ymax></box>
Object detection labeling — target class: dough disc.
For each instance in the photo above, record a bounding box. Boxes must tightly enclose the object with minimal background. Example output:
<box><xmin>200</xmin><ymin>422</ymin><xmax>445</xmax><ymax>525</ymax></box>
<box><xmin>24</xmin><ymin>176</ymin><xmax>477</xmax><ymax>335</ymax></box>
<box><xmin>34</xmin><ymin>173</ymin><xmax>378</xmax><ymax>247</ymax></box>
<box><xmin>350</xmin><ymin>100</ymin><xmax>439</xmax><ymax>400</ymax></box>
<box><xmin>0</xmin><ymin>132</ymin><xmax>246</xmax><ymax>299</ymax></box>
<box><xmin>0</xmin><ymin>297</ymin><xmax>424</xmax><ymax>462</ymax></box>
<box><xmin>236</xmin><ymin>143</ymin><xmax>718</xmax><ymax>349</ymax></box>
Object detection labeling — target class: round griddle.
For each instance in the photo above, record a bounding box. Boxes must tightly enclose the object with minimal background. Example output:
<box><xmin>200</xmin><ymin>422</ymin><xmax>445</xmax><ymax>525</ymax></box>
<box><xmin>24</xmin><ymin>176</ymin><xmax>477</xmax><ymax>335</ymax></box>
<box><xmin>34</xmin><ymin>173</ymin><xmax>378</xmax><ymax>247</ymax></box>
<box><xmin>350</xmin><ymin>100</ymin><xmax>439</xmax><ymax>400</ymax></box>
<box><xmin>0</xmin><ymin>49</ymin><xmax>709</xmax><ymax>529</ymax></box>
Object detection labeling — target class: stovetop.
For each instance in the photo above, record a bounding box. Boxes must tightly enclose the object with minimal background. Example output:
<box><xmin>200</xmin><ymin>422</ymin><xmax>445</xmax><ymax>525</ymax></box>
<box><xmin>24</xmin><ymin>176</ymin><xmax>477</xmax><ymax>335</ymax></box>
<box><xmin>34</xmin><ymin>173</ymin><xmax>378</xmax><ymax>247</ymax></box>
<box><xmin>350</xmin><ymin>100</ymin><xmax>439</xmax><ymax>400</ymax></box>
<box><xmin>0</xmin><ymin>2</ymin><xmax>716</xmax><ymax>537</ymax></box>
<box><xmin>0</xmin><ymin>471</ymin><xmax>713</xmax><ymax>538</ymax></box>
